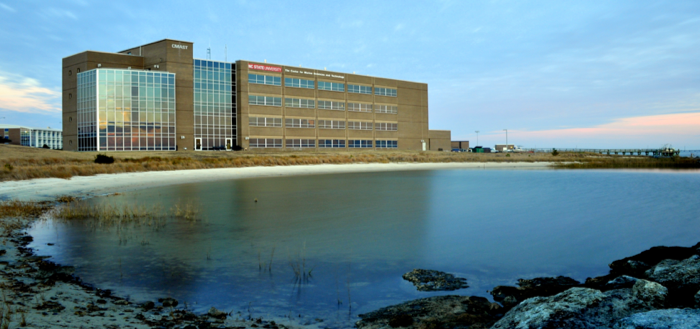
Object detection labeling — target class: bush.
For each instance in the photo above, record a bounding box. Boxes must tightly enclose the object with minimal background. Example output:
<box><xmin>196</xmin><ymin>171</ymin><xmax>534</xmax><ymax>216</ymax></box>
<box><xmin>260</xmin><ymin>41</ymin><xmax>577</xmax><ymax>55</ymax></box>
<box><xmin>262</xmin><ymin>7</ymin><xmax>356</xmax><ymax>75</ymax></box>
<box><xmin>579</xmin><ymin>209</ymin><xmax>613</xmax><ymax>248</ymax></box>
<box><xmin>552</xmin><ymin>148</ymin><xmax>560</xmax><ymax>156</ymax></box>
<box><xmin>94</xmin><ymin>154</ymin><xmax>115</xmax><ymax>164</ymax></box>
<box><xmin>506</xmin><ymin>153</ymin><xmax>511</xmax><ymax>157</ymax></box>
<box><xmin>233</xmin><ymin>145</ymin><xmax>243</xmax><ymax>151</ymax></box>
<box><xmin>3</xmin><ymin>163</ymin><xmax>12</xmax><ymax>171</ymax></box>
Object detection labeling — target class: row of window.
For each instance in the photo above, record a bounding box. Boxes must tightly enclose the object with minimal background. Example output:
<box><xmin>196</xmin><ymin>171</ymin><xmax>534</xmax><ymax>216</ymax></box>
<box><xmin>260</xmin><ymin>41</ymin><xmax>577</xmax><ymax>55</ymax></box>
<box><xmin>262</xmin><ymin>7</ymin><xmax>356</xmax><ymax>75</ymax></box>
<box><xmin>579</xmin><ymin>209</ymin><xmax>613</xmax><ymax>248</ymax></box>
<box><xmin>249</xmin><ymin>117</ymin><xmax>398</xmax><ymax>130</ymax></box>
<box><xmin>249</xmin><ymin>138</ymin><xmax>398</xmax><ymax>148</ymax></box>
<box><xmin>251</xmin><ymin>95</ymin><xmax>397</xmax><ymax>114</ymax></box>
<box><xmin>248</xmin><ymin>74</ymin><xmax>397</xmax><ymax>96</ymax></box>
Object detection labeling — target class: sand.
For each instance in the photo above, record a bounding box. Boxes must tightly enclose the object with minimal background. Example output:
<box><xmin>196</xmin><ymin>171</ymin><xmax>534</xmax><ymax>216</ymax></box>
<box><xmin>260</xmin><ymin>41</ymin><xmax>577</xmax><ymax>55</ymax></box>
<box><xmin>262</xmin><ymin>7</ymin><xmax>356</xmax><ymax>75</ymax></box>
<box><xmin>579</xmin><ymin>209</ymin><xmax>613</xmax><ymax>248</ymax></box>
<box><xmin>0</xmin><ymin>162</ymin><xmax>553</xmax><ymax>202</ymax></box>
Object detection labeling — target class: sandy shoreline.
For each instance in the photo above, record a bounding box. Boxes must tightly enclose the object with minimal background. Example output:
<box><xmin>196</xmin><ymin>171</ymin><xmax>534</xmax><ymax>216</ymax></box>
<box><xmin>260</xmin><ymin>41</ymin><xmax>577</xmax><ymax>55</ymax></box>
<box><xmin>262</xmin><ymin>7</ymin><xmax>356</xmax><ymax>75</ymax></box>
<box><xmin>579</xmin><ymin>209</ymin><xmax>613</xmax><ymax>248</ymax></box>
<box><xmin>0</xmin><ymin>162</ymin><xmax>553</xmax><ymax>201</ymax></box>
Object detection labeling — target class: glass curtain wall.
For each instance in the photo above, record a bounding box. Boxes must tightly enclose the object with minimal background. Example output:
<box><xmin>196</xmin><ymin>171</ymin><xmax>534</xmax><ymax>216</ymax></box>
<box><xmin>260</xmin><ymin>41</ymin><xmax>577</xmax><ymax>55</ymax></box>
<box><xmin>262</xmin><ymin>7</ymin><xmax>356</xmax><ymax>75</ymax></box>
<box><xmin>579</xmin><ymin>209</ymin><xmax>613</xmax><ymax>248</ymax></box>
<box><xmin>78</xmin><ymin>69</ymin><xmax>176</xmax><ymax>151</ymax></box>
<box><xmin>194</xmin><ymin>59</ymin><xmax>234</xmax><ymax>150</ymax></box>
<box><xmin>77</xmin><ymin>70</ymin><xmax>97</xmax><ymax>151</ymax></box>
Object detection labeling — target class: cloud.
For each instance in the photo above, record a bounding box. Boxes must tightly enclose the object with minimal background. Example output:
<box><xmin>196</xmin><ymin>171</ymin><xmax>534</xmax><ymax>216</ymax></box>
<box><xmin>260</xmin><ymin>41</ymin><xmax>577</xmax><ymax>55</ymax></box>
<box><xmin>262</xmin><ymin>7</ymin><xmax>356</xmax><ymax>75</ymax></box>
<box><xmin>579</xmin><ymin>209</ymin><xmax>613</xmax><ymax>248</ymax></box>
<box><xmin>506</xmin><ymin>112</ymin><xmax>700</xmax><ymax>148</ymax></box>
<box><xmin>0</xmin><ymin>71</ymin><xmax>60</xmax><ymax>114</ymax></box>
<box><xmin>0</xmin><ymin>3</ymin><xmax>15</xmax><ymax>12</ymax></box>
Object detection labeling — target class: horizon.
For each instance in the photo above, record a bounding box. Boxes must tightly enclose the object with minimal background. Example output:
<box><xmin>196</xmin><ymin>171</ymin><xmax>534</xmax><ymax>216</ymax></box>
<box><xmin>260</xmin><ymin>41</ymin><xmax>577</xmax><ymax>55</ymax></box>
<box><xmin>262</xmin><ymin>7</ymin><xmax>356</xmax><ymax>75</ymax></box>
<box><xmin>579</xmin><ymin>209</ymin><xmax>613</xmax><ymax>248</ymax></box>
<box><xmin>0</xmin><ymin>0</ymin><xmax>698</xmax><ymax>149</ymax></box>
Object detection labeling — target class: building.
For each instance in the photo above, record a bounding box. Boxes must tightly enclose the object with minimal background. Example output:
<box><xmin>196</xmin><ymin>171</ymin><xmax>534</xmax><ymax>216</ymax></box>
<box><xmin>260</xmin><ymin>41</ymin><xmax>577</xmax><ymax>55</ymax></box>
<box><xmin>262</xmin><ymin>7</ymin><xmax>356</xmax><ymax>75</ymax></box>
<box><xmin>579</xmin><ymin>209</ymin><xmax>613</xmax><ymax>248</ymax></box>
<box><xmin>1</xmin><ymin>125</ymin><xmax>63</xmax><ymax>149</ymax></box>
<box><xmin>495</xmin><ymin>144</ymin><xmax>516</xmax><ymax>152</ymax></box>
<box><xmin>62</xmin><ymin>39</ymin><xmax>450</xmax><ymax>152</ymax></box>
<box><xmin>451</xmin><ymin>141</ymin><xmax>469</xmax><ymax>150</ymax></box>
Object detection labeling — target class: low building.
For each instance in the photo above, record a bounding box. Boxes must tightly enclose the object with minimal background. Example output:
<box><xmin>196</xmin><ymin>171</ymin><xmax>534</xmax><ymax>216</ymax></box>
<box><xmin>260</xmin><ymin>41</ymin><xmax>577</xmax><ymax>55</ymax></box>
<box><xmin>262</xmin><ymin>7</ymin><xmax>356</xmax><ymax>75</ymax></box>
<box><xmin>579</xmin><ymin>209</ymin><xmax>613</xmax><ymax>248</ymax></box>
<box><xmin>0</xmin><ymin>125</ymin><xmax>63</xmax><ymax>149</ymax></box>
<box><xmin>62</xmin><ymin>39</ymin><xmax>451</xmax><ymax>152</ymax></box>
<box><xmin>451</xmin><ymin>141</ymin><xmax>469</xmax><ymax>150</ymax></box>
<box><xmin>495</xmin><ymin>144</ymin><xmax>516</xmax><ymax>152</ymax></box>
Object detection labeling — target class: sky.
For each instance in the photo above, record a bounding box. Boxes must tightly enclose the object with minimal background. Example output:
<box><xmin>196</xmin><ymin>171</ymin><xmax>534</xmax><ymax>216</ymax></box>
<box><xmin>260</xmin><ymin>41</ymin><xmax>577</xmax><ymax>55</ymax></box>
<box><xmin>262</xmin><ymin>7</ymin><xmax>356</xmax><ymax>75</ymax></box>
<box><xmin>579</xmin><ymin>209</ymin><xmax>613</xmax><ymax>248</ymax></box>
<box><xmin>0</xmin><ymin>0</ymin><xmax>698</xmax><ymax>149</ymax></box>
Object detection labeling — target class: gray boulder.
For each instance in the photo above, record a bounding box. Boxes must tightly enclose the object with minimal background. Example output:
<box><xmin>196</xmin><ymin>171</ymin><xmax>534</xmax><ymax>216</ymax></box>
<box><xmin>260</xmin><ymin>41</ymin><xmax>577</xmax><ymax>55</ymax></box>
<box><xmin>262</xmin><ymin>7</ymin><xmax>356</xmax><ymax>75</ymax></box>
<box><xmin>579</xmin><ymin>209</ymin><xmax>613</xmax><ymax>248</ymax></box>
<box><xmin>606</xmin><ymin>275</ymin><xmax>640</xmax><ymax>290</ymax></box>
<box><xmin>613</xmin><ymin>308</ymin><xmax>700</xmax><ymax>329</ymax></box>
<box><xmin>645</xmin><ymin>255</ymin><xmax>700</xmax><ymax>307</ymax></box>
<box><xmin>491</xmin><ymin>280</ymin><xmax>667</xmax><ymax>329</ymax></box>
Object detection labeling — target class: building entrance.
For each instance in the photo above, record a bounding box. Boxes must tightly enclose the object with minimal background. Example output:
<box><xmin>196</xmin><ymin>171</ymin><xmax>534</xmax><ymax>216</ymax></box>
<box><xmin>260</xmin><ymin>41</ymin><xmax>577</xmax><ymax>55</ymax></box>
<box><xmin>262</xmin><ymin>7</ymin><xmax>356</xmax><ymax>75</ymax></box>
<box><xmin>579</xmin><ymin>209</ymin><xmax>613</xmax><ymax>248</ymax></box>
<box><xmin>195</xmin><ymin>138</ymin><xmax>202</xmax><ymax>151</ymax></box>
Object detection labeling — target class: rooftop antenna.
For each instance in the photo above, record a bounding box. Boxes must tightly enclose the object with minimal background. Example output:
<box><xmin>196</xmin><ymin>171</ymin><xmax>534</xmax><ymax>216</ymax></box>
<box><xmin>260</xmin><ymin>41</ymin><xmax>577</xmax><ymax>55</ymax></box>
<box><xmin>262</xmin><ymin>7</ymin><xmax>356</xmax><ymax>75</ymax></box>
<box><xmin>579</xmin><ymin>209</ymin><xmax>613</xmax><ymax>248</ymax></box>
<box><xmin>207</xmin><ymin>40</ymin><xmax>211</xmax><ymax>60</ymax></box>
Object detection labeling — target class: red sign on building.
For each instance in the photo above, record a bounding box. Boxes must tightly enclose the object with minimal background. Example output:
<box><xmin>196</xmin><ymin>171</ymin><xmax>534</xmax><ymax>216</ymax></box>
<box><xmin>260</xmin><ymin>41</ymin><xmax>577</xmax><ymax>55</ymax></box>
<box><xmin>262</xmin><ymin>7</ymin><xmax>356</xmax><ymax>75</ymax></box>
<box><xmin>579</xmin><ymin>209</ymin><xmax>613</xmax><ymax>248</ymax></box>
<box><xmin>248</xmin><ymin>64</ymin><xmax>282</xmax><ymax>73</ymax></box>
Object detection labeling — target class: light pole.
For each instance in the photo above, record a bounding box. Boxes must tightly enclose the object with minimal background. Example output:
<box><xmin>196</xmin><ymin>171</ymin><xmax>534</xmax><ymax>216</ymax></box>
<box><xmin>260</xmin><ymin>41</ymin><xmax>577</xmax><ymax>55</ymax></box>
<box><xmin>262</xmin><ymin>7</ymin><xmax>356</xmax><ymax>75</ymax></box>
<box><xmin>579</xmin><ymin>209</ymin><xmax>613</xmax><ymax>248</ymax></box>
<box><xmin>475</xmin><ymin>131</ymin><xmax>479</xmax><ymax>146</ymax></box>
<box><xmin>503</xmin><ymin>129</ymin><xmax>508</xmax><ymax>152</ymax></box>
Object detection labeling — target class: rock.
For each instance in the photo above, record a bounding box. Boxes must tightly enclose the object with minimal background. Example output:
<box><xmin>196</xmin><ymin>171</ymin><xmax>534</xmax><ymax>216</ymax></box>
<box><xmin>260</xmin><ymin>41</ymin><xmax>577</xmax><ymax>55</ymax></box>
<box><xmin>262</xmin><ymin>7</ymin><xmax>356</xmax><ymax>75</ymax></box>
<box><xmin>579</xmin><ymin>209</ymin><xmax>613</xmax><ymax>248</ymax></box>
<box><xmin>610</xmin><ymin>246</ymin><xmax>698</xmax><ymax>277</ymax></box>
<box><xmin>113</xmin><ymin>299</ymin><xmax>129</xmax><ymax>305</ymax></box>
<box><xmin>696</xmin><ymin>290</ymin><xmax>700</xmax><ymax>308</ymax></box>
<box><xmin>141</xmin><ymin>301</ymin><xmax>155</xmax><ymax>311</ymax></box>
<box><xmin>490</xmin><ymin>276</ymin><xmax>580</xmax><ymax>309</ymax></box>
<box><xmin>401</xmin><ymin>269</ymin><xmax>468</xmax><ymax>292</ymax></box>
<box><xmin>645</xmin><ymin>255</ymin><xmax>700</xmax><ymax>307</ymax></box>
<box><xmin>492</xmin><ymin>281</ymin><xmax>667</xmax><ymax>329</ymax></box>
<box><xmin>357</xmin><ymin>295</ymin><xmax>501</xmax><ymax>329</ymax></box>
<box><xmin>606</xmin><ymin>275</ymin><xmax>640</xmax><ymax>290</ymax></box>
<box><xmin>158</xmin><ymin>297</ymin><xmax>178</xmax><ymax>307</ymax></box>
<box><xmin>0</xmin><ymin>250</ymin><xmax>6</xmax><ymax>256</ymax></box>
<box><xmin>34</xmin><ymin>301</ymin><xmax>65</xmax><ymax>312</ymax></box>
<box><xmin>208</xmin><ymin>307</ymin><xmax>228</xmax><ymax>319</ymax></box>
<box><xmin>613</xmin><ymin>308</ymin><xmax>700</xmax><ymax>329</ymax></box>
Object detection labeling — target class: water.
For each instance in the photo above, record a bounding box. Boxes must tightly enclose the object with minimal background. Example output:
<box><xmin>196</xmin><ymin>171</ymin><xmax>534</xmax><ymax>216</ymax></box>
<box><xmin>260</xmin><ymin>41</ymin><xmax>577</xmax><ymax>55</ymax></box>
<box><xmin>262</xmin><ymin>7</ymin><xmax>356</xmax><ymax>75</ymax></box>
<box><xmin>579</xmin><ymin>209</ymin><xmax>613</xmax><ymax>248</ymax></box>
<box><xmin>28</xmin><ymin>169</ymin><xmax>700</xmax><ymax>327</ymax></box>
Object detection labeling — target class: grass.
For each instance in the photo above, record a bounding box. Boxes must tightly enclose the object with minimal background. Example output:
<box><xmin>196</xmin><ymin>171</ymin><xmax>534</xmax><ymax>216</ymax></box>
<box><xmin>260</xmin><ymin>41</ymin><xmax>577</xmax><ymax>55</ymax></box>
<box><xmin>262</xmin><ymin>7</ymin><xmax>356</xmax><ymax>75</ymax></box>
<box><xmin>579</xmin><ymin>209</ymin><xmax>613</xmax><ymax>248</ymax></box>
<box><xmin>0</xmin><ymin>200</ymin><xmax>52</xmax><ymax>235</ymax></box>
<box><xmin>553</xmin><ymin>156</ymin><xmax>700</xmax><ymax>169</ymax></box>
<box><xmin>1</xmin><ymin>145</ymin><xmax>697</xmax><ymax>182</ymax></box>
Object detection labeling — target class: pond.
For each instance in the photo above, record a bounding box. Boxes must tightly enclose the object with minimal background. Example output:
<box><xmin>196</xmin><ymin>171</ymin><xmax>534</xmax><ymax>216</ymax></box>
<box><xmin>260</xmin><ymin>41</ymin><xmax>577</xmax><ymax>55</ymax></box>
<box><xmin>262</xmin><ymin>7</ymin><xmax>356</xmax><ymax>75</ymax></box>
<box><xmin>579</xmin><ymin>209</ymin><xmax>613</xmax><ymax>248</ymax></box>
<box><xmin>28</xmin><ymin>169</ymin><xmax>700</xmax><ymax>328</ymax></box>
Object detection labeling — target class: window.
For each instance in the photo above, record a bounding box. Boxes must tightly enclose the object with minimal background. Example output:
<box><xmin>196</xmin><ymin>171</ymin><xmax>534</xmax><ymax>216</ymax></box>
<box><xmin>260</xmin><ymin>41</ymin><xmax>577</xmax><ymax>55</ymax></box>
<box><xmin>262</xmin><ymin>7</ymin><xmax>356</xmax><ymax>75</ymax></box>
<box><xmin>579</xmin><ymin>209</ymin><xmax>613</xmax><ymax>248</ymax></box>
<box><xmin>348</xmin><ymin>121</ymin><xmax>373</xmax><ymax>130</ymax></box>
<box><xmin>348</xmin><ymin>84</ymin><xmax>372</xmax><ymax>94</ymax></box>
<box><xmin>318</xmin><ymin>120</ymin><xmax>345</xmax><ymax>129</ymax></box>
<box><xmin>319</xmin><ymin>139</ymin><xmax>346</xmax><ymax>148</ymax></box>
<box><xmin>249</xmin><ymin>95</ymin><xmax>282</xmax><ymax>106</ymax></box>
<box><xmin>318</xmin><ymin>81</ymin><xmax>345</xmax><ymax>92</ymax></box>
<box><xmin>318</xmin><ymin>100</ymin><xmax>345</xmax><ymax>111</ymax></box>
<box><xmin>285</xmin><ymin>139</ymin><xmax>316</xmax><ymax>148</ymax></box>
<box><xmin>376</xmin><ymin>140</ymin><xmax>398</xmax><ymax>148</ymax></box>
<box><xmin>375</xmin><ymin>87</ymin><xmax>397</xmax><ymax>97</ymax></box>
<box><xmin>285</xmin><ymin>118</ymin><xmax>315</xmax><ymax>128</ymax></box>
<box><xmin>348</xmin><ymin>103</ymin><xmax>372</xmax><ymax>112</ymax></box>
<box><xmin>348</xmin><ymin>140</ymin><xmax>373</xmax><ymax>148</ymax></box>
<box><xmin>285</xmin><ymin>98</ymin><xmax>315</xmax><ymax>109</ymax></box>
<box><xmin>375</xmin><ymin>105</ymin><xmax>398</xmax><ymax>114</ymax></box>
<box><xmin>375</xmin><ymin>122</ymin><xmax>398</xmax><ymax>131</ymax></box>
<box><xmin>249</xmin><ymin>138</ymin><xmax>282</xmax><ymax>148</ymax></box>
<box><xmin>285</xmin><ymin>78</ymin><xmax>314</xmax><ymax>89</ymax></box>
<box><xmin>249</xmin><ymin>117</ymin><xmax>282</xmax><ymax>127</ymax></box>
<box><xmin>249</xmin><ymin>74</ymin><xmax>281</xmax><ymax>86</ymax></box>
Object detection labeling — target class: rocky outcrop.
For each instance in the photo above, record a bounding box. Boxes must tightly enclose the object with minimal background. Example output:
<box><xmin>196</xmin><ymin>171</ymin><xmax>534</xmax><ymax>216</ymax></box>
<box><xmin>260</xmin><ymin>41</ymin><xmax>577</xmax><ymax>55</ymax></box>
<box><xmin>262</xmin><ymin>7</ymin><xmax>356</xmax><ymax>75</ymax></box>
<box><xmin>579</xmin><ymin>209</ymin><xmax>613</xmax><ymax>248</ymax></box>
<box><xmin>401</xmin><ymin>269</ymin><xmax>468</xmax><ymax>291</ymax></box>
<box><xmin>645</xmin><ymin>255</ymin><xmax>700</xmax><ymax>307</ymax></box>
<box><xmin>356</xmin><ymin>295</ymin><xmax>502</xmax><ymax>329</ymax></box>
<box><xmin>490</xmin><ymin>276</ymin><xmax>580</xmax><ymax>310</ymax></box>
<box><xmin>613</xmin><ymin>308</ymin><xmax>700</xmax><ymax>329</ymax></box>
<box><xmin>609</xmin><ymin>245</ymin><xmax>700</xmax><ymax>278</ymax></box>
<box><xmin>491</xmin><ymin>280</ymin><xmax>667</xmax><ymax>329</ymax></box>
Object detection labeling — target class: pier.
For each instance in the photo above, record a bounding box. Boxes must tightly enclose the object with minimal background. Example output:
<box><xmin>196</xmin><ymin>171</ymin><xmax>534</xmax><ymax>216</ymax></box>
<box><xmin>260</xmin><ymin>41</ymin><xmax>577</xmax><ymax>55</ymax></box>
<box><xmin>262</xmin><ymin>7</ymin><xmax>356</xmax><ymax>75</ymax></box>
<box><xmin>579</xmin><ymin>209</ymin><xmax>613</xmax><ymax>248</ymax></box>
<box><xmin>525</xmin><ymin>148</ymin><xmax>682</xmax><ymax>156</ymax></box>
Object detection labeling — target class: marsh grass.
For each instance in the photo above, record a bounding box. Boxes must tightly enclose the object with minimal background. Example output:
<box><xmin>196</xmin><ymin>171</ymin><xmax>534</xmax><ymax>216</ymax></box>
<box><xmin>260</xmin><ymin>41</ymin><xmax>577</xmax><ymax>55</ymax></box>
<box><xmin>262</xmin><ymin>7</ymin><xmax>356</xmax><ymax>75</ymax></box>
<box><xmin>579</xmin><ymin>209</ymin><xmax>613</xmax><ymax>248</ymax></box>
<box><xmin>0</xmin><ymin>200</ymin><xmax>51</xmax><ymax>235</ymax></box>
<box><xmin>49</xmin><ymin>200</ymin><xmax>203</xmax><ymax>233</ymax></box>
<box><xmin>1</xmin><ymin>144</ymin><xmax>598</xmax><ymax>183</ymax></box>
<box><xmin>289</xmin><ymin>243</ymin><xmax>313</xmax><ymax>284</ymax></box>
<box><xmin>554</xmin><ymin>157</ymin><xmax>700</xmax><ymax>169</ymax></box>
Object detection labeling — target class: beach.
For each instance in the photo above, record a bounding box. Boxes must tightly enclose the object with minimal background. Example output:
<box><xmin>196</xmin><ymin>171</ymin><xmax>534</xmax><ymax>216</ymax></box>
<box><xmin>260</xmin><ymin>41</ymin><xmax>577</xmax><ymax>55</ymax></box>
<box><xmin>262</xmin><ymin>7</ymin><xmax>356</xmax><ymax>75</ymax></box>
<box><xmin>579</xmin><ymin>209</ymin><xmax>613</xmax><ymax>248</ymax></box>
<box><xmin>0</xmin><ymin>162</ymin><xmax>553</xmax><ymax>201</ymax></box>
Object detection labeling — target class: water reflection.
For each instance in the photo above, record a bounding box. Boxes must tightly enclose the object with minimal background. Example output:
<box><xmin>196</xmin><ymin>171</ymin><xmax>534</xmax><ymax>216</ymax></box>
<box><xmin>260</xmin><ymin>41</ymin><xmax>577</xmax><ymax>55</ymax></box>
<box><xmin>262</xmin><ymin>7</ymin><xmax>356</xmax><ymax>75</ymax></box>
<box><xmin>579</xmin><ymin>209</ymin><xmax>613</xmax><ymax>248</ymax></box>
<box><xmin>28</xmin><ymin>169</ymin><xmax>700</xmax><ymax>328</ymax></box>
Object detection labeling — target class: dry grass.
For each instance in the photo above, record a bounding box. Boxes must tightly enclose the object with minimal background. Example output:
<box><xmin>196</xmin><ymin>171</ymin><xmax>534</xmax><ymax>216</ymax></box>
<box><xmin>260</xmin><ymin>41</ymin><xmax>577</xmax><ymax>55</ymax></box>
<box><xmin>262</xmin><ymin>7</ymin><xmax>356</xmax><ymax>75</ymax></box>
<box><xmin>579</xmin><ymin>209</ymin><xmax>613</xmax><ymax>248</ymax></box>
<box><xmin>553</xmin><ymin>156</ymin><xmax>700</xmax><ymax>169</ymax></box>
<box><xmin>0</xmin><ymin>200</ymin><xmax>52</xmax><ymax>235</ymax></box>
<box><xmin>52</xmin><ymin>200</ymin><xmax>202</xmax><ymax>231</ymax></box>
<box><xmin>1</xmin><ymin>144</ymin><xmax>698</xmax><ymax>182</ymax></box>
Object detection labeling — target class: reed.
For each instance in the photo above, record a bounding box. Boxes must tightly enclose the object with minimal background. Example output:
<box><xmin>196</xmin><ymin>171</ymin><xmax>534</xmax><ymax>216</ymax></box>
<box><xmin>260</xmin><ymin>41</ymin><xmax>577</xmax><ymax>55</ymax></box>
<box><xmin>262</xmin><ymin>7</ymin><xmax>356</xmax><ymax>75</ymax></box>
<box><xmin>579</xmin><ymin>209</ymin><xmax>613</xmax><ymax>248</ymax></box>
<box><xmin>553</xmin><ymin>157</ymin><xmax>700</xmax><ymax>169</ymax></box>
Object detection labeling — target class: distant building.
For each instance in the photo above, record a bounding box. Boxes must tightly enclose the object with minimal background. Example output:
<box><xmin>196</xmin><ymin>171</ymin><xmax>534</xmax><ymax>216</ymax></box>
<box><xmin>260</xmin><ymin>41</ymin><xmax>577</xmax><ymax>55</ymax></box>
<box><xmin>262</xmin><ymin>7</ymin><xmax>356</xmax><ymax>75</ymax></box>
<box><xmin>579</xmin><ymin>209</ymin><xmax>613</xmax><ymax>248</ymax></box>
<box><xmin>495</xmin><ymin>144</ymin><xmax>515</xmax><ymax>152</ymax></box>
<box><xmin>0</xmin><ymin>125</ymin><xmax>63</xmax><ymax>150</ymax></box>
<box><xmin>451</xmin><ymin>141</ymin><xmax>469</xmax><ymax>150</ymax></box>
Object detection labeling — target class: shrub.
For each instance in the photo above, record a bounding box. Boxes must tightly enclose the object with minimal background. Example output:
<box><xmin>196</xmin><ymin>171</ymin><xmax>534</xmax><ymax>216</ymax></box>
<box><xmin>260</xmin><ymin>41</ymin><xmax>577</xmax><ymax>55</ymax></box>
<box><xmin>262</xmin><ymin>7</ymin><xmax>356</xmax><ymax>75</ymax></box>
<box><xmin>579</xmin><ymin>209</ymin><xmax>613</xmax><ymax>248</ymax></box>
<box><xmin>506</xmin><ymin>153</ymin><xmax>511</xmax><ymax>157</ymax></box>
<box><xmin>552</xmin><ymin>148</ymin><xmax>560</xmax><ymax>156</ymax></box>
<box><xmin>232</xmin><ymin>145</ymin><xmax>243</xmax><ymax>151</ymax></box>
<box><xmin>94</xmin><ymin>154</ymin><xmax>115</xmax><ymax>164</ymax></box>
<box><xmin>3</xmin><ymin>163</ymin><xmax>12</xmax><ymax>171</ymax></box>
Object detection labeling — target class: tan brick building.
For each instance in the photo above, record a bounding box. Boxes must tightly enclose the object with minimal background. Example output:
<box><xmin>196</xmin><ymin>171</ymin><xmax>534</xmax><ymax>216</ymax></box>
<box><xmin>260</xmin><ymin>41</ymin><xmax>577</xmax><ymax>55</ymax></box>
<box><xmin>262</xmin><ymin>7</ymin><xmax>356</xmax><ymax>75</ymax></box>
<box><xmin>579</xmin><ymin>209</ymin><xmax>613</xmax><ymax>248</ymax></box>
<box><xmin>62</xmin><ymin>39</ymin><xmax>450</xmax><ymax>152</ymax></box>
